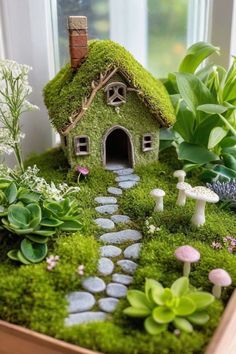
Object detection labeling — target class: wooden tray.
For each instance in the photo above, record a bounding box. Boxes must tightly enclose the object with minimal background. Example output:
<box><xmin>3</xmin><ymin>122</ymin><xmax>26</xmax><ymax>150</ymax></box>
<box><xmin>1</xmin><ymin>290</ymin><xmax>236</xmax><ymax>354</ymax></box>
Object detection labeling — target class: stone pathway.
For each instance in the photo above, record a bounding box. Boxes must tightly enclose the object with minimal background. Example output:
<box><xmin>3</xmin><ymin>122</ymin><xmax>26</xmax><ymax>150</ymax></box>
<box><xmin>65</xmin><ymin>168</ymin><xmax>142</xmax><ymax>326</ymax></box>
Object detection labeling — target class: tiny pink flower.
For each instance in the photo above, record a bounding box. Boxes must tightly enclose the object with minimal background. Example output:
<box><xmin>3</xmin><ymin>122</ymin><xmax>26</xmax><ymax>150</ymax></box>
<box><xmin>46</xmin><ymin>255</ymin><xmax>60</xmax><ymax>271</ymax></box>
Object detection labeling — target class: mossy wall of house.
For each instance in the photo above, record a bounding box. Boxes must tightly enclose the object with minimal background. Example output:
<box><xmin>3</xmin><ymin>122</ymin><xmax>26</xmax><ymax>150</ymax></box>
<box><xmin>65</xmin><ymin>74</ymin><xmax>160</xmax><ymax>168</ymax></box>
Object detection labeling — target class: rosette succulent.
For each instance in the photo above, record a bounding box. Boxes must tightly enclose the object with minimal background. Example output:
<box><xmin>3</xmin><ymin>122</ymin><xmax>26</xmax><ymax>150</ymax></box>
<box><xmin>124</xmin><ymin>277</ymin><xmax>214</xmax><ymax>334</ymax></box>
<box><xmin>0</xmin><ymin>179</ymin><xmax>82</xmax><ymax>264</ymax></box>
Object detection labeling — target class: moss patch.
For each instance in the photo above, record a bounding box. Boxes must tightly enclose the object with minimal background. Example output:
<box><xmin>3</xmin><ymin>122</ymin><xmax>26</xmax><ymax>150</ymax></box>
<box><xmin>44</xmin><ymin>40</ymin><xmax>175</xmax><ymax>132</ymax></box>
<box><xmin>0</xmin><ymin>147</ymin><xmax>235</xmax><ymax>354</ymax></box>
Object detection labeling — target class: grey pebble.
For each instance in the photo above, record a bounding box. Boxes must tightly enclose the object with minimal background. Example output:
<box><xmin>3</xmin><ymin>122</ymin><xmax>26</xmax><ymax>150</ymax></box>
<box><xmin>111</xmin><ymin>215</ymin><xmax>130</xmax><ymax>224</ymax></box>
<box><xmin>66</xmin><ymin>291</ymin><xmax>95</xmax><ymax>313</ymax></box>
<box><xmin>98</xmin><ymin>297</ymin><xmax>119</xmax><ymax>313</ymax></box>
<box><xmin>94</xmin><ymin>218</ymin><xmax>115</xmax><ymax>230</ymax></box>
<box><xmin>115</xmin><ymin>168</ymin><xmax>134</xmax><ymax>176</ymax></box>
<box><xmin>65</xmin><ymin>311</ymin><xmax>107</xmax><ymax>326</ymax></box>
<box><xmin>82</xmin><ymin>277</ymin><xmax>106</xmax><ymax>293</ymax></box>
<box><xmin>100</xmin><ymin>245</ymin><xmax>122</xmax><ymax>258</ymax></box>
<box><xmin>108</xmin><ymin>187</ymin><xmax>123</xmax><ymax>196</ymax></box>
<box><xmin>119</xmin><ymin>181</ymin><xmax>138</xmax><ymax>189</ymax></box>
<box><xmin>115</xmin><ymin>174</ymin><xmax>140</xmax><ymax>182</ymax></box>
<box><xmin>95</xmin><ymin>196</ymin><xmax>117</xmax><ymax>204</ymax></box>
<box><xmin>112</xmin><ymin>273</ymin><xmax>133</xmax><ymax>285</ymax></box>
<box><xmin>106</xmin><ymin>283</ymin><xmax>128</xmax><ymax>298</ymax></box>
<box><xmin>98</xmin><ymin>257</ymin><xmax>114</xmax><ymax>276</ymax></box>
<box><xmin>117</xmin><ymin>260</ymin><xmax>138</xmax><ymax>274</ymax></box>
<box><xmin>100</xmin><ymin>229</ymin><xmax>142</xmax><ymax>244</ymax></box>
<box><xmin>124</xmin><ymin>243</ymin><xmax>141</xmax><ymax>260</ymax></box>
<box><xmin>95</xmin><ymin>204</ymin><xmax>118</xmax><ymax>215</ymax></box>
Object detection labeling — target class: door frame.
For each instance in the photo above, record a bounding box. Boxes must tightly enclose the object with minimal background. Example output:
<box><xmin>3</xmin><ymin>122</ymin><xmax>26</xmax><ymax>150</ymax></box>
<box><xmin>102</xmin><ymin>125</ymin><xmax>135</xmax><ymax>168</ymax></box>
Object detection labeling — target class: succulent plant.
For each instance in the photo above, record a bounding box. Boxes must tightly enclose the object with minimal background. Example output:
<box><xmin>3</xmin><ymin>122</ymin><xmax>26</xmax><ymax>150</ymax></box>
<box><xmin>124</xmin><ymin>277</ymin><xmax>214</xmax><ymax>335</ymax></box>
<box><xmin>43</xmin><ymin>198</ymin><xmax>82</xmax><ymax>231</ymax></box>
<box><xmin>0</xmin><ymin>179</ymin><xmax>82</xmax><ymax>264</ymax></box>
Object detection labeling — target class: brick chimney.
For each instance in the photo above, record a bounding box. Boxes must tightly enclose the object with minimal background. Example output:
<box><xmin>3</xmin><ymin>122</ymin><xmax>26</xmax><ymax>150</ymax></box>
<box><xmin>68</xmin><ymin>16</ymin><xmax>88</xmax><ymax>70</ymax></box>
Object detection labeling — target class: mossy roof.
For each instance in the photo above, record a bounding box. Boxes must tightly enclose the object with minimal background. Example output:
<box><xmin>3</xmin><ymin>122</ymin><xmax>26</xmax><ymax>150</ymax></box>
<box><xmin>44</xmin><ymin>40</ymin><xmax>175</xmax><ymax>133</ymax></box>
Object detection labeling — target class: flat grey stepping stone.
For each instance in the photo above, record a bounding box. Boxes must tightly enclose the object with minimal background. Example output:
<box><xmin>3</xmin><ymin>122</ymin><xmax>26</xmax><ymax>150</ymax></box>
<box><xmin>124</xmin><ymin>243</ymin><xmax>141</xmax><ymax>260</ymax></box>
<box><xmin>100</xmin><ymin>245</ymin><xmax>122</xmax><ymax>258</ymax></box>
<box><xmin>98</xmin><ymin>297</ymin><xmax>119</xmax><ymax>313</ymax></box>
<box><xmin>106</xmin><ymin>283</ymin><xmax>127</xmax><ymax>298</ymax></box>
<box><xmin>82</xmin><ymin>277</ymin><xmax>106</xmax><ymax>293</ymax></box>
<box><xmin>94</xmin><ymin>218</ymin><xmax>115</xmax><ymax>230</ymax></box>
<box><xmin>112</xmin><ymin>273</ymin><xmax>133</xmax><ymax>285</ymax></box>
<box><xmin>111</xmin><ymin>215</ymin><xmax>130</xmax><ymax>224</ymax></box>
<box><xmin>95</xmin><ymin>196</ymin><xmax>117</xmax><ymax>204</ymax></box>
<box><xmin>66</xmin><ymin>291</ymin><xmax>95</xmax><ymax>314</ymax></box>
<box><xmin>100</xmin><ymin>229</ymin><xmax>142</xmax><ymax>244</ymax></box>
<box><xmin>95</xmin><ymin>204</ymin><xmax>118</xmax><ymax>215</ymax></box>
<box><xmin>117</xmin><ymin>260</ymin><xmax>138</xmax><ymax>274</ymax></box>
<box><xmin>106</xmin><ymin>163</ymin><xmax>128</xmax><ymax>171</ymax></box>
<box><xmin>108</xmin><ymin>187</ymin><xmax>122</xmax><ymax>196</ymax></box>
<box><xmin>115</xmin><ymin>168</ymin><xmax>134</xmax><ymax>176</ymax></box>
<box><xmin>116</xmin><ymin>174</ymin><xmax>140</xmax><ymax>182</ymax></box>
<box><xmin>65</xmin><ymin>311</ymin><xmax>107</xmax><ymax>326</ymax></box>
<box><xmin>119</xmin><ymin>181</ymin><xmax>138</xmax><ymax>189</ymax></box>
<box><xmin>98</xmin><ymin>257</ymin><xmax>114</xmax><ymax>275</ymax></box>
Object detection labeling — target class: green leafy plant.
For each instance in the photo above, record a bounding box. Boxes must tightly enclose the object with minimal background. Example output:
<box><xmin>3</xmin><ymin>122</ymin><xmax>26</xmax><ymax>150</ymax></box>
<box><xmin>0</xmin><ymin>178</ymin><xmax>82</xmax><ymax>264</ymax></box>
<box><xmin>161</xmin><ymin>42</ymin><xmax>236</xmax><ymax>182</ymax></box>
<box><xmin>124</xmin><ymin>277</ymin><xmax>214</xmax><ymax>335</ymax></box>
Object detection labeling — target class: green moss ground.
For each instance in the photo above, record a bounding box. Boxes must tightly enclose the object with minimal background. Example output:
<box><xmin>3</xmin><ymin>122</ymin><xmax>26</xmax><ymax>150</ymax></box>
<box><xmin>44</xmin><ymin>40</ymin><xmax>175</xmax><ymax>132</ymax></box>
<box><xmin>0</xmin><ymin>147</ymin><xmax>236</xmax><ymax>353</ymax></box>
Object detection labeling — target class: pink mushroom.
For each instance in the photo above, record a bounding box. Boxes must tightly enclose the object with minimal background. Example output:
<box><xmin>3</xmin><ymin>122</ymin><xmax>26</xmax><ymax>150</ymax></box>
<box><xmin>208</xmin><ymin>269</ymin><xmax>232</xmax><ymax>299</ymax></box>
<box><xmin>175</xmin><ymin>245</ymin><xmax>200</xmax><ymax>277</ymax></box>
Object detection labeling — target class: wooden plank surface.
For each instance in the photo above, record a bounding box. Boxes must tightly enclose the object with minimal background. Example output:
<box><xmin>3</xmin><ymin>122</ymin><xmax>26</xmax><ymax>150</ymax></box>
<box><xmin>205</xmin><ymin>290</ymin><xmax>236</xmax><ymax>354</ymax></box>
<box><xmin>0</xmin><ymin>321</ymin><xmax>100</xmax><ymax>354</ymax></box>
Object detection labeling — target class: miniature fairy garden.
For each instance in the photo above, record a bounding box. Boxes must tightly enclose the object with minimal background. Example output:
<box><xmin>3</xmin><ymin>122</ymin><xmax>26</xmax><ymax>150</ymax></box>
<box><xmin>0</xmin><ymin>16</ymin><xmax>236</xmax><ymax>354</ymax></box>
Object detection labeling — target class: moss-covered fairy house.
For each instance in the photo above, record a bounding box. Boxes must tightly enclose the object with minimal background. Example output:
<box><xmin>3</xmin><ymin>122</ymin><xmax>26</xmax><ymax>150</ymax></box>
<box><xmin>44</xmin><ymin>16</ymin><xmax>175</xmax><ymax>169</ymax></box>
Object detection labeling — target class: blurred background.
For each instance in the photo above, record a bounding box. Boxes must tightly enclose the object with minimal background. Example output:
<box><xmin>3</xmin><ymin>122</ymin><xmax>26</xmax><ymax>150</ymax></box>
<box><xmin>0</xmin><ymin>0</ymin><xmax>235</xmax><ymax>162</ymax></box>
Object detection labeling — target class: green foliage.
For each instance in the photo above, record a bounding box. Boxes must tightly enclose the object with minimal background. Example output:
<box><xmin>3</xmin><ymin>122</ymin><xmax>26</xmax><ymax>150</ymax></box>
<box><xmin>178</xmin><ymin>42</ymin><xmax>220</xmax><ymax>74</ymax></box>
<box><xmin>0</xmin><ymin>178</ymin><xmax>82</xmax><ymax>264</ymax></box>
<box><xmin>161</xmin><ymin>42</ymin><xmax>236</xmax><ymax>182</ymax></box>
<box><xmin>44</xmin><ymin>40</ymin><xmax>175</xmax><ymax>132</ymax></box>
<box><xmin>124</xmin><ymin>277</ymin><xmax>214</xmax><ymax>334</ymax></box>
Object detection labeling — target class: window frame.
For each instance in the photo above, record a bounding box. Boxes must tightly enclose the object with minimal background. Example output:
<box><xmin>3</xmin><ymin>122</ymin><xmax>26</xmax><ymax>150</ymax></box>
<box><xmin>105</xmin><ymin>82</ymin><xmax>127</xmax><ymax>106</ymax></box>
<box><xmin>74</xmin><ymin>135</ymin><xmax>90</xmax><ymax>156</ymax></box>
<box><xmin>142</xmin><ymin>133</ymin><xmax>153</xmax><ymax>152</ymax></box>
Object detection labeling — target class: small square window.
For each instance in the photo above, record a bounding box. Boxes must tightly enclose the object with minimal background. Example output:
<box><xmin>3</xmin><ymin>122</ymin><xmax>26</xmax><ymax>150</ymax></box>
<box><xmin>74</xmin><ymin>136</ymin><xmax>90</xmax><ymax>156</ymax></box>
<box><xmin>142</xmin><ymin>134</ymin><xmax>153</xmax><ymax>152</ymax></box>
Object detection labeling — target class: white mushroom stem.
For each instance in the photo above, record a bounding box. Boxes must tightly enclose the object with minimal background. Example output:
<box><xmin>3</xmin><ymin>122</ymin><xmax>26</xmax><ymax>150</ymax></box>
<box><xmin>178</xmin><ymin>175</ymin><xmax>185</xmax><ymax>183</ymax></box>
<box><xmin>183</xmin><ymin>262</ymin><xmax>191</xmax><ymax>277</ymax></box>
<box><xmin>212</xmin><ymin>284</ymin><xmax>222</xmax><ymax>299</ymax></box>
<box><xmin>177</xmin><ymin>190</ymin><xmax>187</xmax><ymax>206</ymax></box>
<box><xmin>154</xmin><ymin>197</ymin><xmax>164</xmax><ymax>212</ymax></box>
<box><xmin>191</xmin><ymin>199</ymin><xmax>206</xmax><ymax>227</ymax></box>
